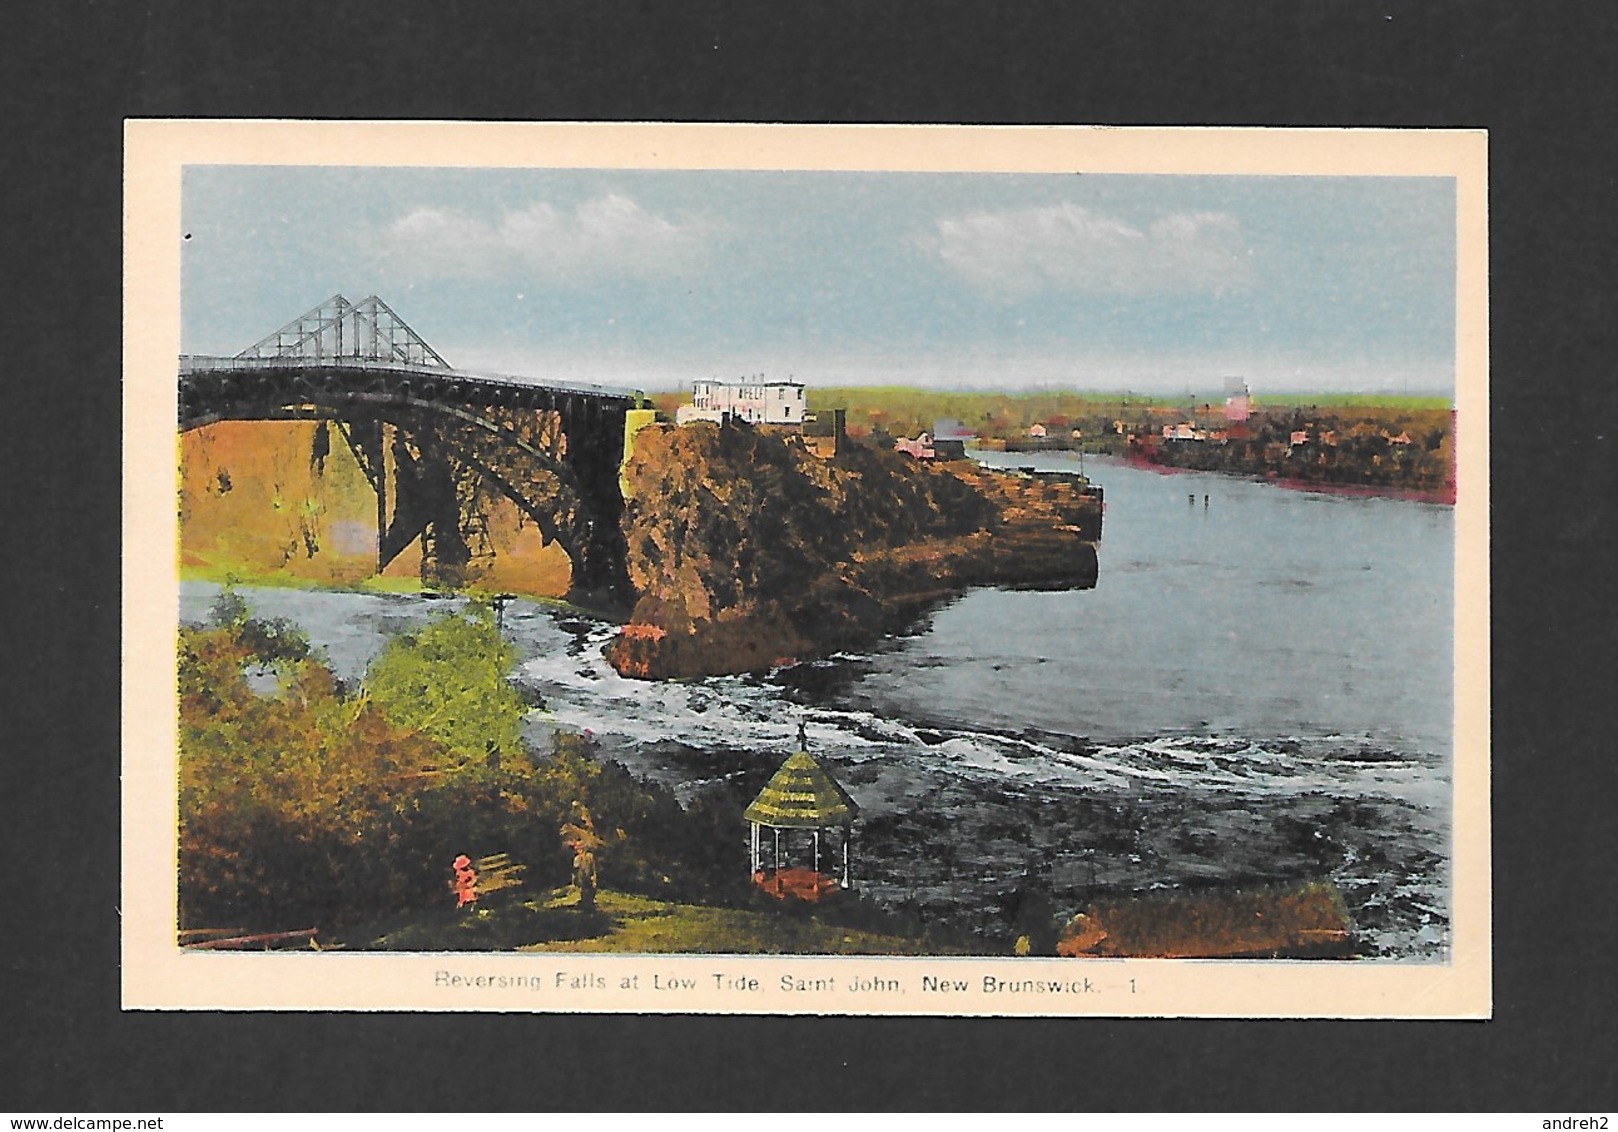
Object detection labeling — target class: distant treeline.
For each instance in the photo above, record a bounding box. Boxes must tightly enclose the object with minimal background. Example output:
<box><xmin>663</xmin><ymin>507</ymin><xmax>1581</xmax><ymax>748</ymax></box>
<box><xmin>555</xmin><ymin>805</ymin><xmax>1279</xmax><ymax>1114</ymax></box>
<box><xmin>795</xmin><ymin>386</ymin><xmax>1451</xmax><ymax>444</ymax></box>
<box><xmin>1139</xmin><ymin>407</ymin><xmax>1455</xmax><ymax>496</ymax></box>
<box><xmin>645</xmin><ymin>386</ymin><xmax>1456</xmax><ymax>495</ymax></box>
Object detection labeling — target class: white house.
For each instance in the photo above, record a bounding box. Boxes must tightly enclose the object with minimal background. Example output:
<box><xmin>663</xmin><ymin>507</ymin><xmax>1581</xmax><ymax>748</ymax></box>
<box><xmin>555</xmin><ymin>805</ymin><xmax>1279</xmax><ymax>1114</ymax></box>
<box><xmin>894</xmin><ymin>432</ymin><xmax>935</xmax><ymax>459</ymax></box>
<box><xmin>676</xmin><ymin>377</ymin><xmax>806</xmax><ymax>426</ymax></box>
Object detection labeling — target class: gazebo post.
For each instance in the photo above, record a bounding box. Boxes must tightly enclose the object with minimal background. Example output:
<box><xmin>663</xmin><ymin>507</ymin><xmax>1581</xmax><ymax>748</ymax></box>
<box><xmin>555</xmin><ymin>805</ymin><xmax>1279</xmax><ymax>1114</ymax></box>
<box><xmin>813</xmin><ymin>829</ymin><xmax>820</xmax><ymax>875</ymax></box>
<box><xmin>842</xmin><ymin>825</ymin><xmax>851</xmax><ymax>889</ymax></box>
<box><xmin>773</xmin><ymin>826</ymin><xmax>781</xmax><ymax>871</ymax></box>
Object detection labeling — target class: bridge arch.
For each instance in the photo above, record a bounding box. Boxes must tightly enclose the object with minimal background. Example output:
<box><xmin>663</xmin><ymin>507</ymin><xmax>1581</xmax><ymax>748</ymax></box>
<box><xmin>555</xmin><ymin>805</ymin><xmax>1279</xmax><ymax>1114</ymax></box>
<box><xmin>178</xmin><ymin>297</ymin><xmax>637</xmax><ymax>601</ymax></box>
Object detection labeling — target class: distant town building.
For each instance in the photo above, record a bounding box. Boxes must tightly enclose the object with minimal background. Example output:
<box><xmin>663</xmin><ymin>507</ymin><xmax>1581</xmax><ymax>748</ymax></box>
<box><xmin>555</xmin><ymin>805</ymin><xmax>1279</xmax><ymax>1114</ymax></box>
<box><xmin>676</xmin><ymin>377</ymin><xmax>806</xmax><ymax>426</ymax></box>
<box><xmin>1225</xmin><ymin>381</ymin><xmax>1252</xmax><ymax>423</ymax></box>
<box><xmin>1027</xmin><ymin>423</ymin><xmax>1048</xmax><ymax>439</ymax></box>
<box><xmin>894</xmin><ymin>432</ymin><xmax>935</xmax><ymax>460</ymax></box>
<box><xmin>1160</xmin><ymin>422</ymin><xmax>1229</xmax><ymax>444</ymax></box>
<box><xmin>930</xmin><ymin>418</ymin><xmax>976</xmax><ymax>461</ymax></box>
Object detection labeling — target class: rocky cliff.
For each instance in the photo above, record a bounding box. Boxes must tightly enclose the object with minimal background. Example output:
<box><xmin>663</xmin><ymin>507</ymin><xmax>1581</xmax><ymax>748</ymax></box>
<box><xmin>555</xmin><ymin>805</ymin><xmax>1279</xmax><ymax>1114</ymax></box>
<box><xmin>605</xmin><ymin>422</ymin><xmax>1100</xmax><ymax>679</ymax></box>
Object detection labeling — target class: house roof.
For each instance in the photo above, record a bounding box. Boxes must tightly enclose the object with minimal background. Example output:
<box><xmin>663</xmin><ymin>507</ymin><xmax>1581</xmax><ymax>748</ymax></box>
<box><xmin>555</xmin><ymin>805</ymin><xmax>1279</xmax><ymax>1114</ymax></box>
<box><xmin>744</xmin><ymin>751</ymin><xmax>859</xmax><ymax>828</ymax></box>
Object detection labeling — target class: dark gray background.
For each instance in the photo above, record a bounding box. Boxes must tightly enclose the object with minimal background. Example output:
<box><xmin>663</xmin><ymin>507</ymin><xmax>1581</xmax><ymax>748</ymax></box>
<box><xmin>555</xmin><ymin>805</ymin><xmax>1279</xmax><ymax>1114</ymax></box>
<box><xmin>6</xmin><ymin>0</ymin><xmax>1614</xmax><ymax>1111</ymax></box>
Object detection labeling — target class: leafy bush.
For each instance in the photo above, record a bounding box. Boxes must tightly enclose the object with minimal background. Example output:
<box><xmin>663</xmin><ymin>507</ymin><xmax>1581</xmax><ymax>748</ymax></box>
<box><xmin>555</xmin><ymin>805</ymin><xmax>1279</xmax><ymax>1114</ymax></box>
<box><xmin>363</xmin><ymin>603</ymin><xmax>525</xmax><ymax>767</ymax></box>
<box><xmin>178</xmin><ymin>601</ymin><xmax>746</xmax><ymax>934</ymax></box>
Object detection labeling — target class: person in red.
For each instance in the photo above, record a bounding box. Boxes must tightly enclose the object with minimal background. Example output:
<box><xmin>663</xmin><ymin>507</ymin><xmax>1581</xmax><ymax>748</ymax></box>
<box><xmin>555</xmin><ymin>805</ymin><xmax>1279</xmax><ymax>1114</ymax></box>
<box><xmin>451</xmin><ymin>854</ymin><xmax>478</xmax><ymax>909</ymax></box>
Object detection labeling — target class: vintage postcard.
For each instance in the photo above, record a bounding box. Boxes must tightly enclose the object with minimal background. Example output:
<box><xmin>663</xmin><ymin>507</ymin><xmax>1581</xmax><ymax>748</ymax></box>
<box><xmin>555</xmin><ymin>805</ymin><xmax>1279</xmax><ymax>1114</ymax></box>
<box><xmin>123</xmin><ymin>122</ymin><xmax>1489</xmax><ymax>1016</ymax></box>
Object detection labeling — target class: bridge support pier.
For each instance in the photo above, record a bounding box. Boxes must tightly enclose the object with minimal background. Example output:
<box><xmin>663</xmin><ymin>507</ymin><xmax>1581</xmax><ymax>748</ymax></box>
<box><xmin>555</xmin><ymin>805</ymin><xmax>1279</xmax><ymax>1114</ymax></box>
<box><xmin>561</xmin><ymin>399</ymin><xmax>632</xmax><ymax>604</ymax></box>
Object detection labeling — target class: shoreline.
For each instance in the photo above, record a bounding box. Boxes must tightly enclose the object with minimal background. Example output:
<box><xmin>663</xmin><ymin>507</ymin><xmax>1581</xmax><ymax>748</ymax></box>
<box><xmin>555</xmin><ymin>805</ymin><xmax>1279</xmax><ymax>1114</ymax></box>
<box><xmin>178</xmin><ymin>567</ymin><xmax>628</xmax><ymax>624</ymax></box>
<box><xmin>1265</xmin><ymin>474</ymin><xmax>1457</xmax><ymax>506</ymax></box>
<box><xmin>1112</xmin><ymin>449</ymin><xmax>1456</xmax><ymax>505</ymax></box>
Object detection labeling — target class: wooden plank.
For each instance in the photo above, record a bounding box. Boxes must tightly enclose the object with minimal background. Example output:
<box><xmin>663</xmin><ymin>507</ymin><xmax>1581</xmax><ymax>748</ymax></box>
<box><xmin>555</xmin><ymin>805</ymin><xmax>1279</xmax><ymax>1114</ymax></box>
<box><xmin>186</xmin><ymin>928</ymin><xmax>319</xmax><ymax>950</ymax></box>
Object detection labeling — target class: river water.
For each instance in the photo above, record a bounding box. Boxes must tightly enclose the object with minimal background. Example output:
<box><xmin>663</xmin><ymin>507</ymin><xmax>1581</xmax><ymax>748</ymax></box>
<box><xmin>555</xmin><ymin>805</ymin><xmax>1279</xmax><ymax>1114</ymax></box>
<box><xmin>180</xmin><ymin>453</ymin><xmax>1455</xmax><ymax>960</ymax></box>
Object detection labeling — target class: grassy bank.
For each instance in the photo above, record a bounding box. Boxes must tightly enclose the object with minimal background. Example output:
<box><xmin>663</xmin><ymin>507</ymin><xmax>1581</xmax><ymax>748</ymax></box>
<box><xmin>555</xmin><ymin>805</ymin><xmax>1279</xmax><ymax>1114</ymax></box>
<box><xmin>178</xmin><ymin>564</ymin><xmax>598</xmax><ymax>613</ymax></box>
<box><xmin>328</xmin><ymin>880</ymin><xmax>1357</xmax><ymax>959</ymax></box>
<box><xmin>180</xmin><ymin>561</ymin><xmax>425</xmax><ymax>597</ymax></box>
<box><xmin>335</xmin><ymin>887</ymin><xmax>971</xmax><ymax>955</ymax></box>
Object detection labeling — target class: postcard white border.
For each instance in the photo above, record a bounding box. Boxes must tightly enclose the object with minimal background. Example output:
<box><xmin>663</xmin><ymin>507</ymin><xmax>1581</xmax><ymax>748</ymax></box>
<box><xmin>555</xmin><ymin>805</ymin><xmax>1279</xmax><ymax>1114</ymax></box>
<box><xmin>124</xmin><ymin>121</ymin><xmax>1489</xmax><ymax>1017</ymax></box>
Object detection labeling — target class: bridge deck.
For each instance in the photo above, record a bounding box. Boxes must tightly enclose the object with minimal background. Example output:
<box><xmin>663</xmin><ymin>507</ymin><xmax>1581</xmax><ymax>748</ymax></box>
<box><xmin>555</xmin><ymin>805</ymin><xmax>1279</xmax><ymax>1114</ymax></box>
<box><xmin>179</xmin><ymin>355</ymin><xmax>641</xmax><ymax>406</ymax></box>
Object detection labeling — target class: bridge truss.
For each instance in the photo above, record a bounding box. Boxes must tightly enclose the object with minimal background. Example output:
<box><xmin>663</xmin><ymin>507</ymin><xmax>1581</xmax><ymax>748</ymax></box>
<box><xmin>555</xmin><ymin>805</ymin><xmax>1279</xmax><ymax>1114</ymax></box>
<box><xmin>236</xmin><ymin>294</ymin><xmax>453</xmax><ymax>368</ymax></box>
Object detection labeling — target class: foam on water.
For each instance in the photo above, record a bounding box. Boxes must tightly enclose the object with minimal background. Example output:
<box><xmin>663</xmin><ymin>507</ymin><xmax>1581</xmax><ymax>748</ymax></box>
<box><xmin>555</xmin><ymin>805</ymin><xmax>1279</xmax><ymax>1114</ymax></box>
<box><xmin>510</xmin><ymin>604</ymin><xmax>1444</xmax><ymax>810</ymax></box>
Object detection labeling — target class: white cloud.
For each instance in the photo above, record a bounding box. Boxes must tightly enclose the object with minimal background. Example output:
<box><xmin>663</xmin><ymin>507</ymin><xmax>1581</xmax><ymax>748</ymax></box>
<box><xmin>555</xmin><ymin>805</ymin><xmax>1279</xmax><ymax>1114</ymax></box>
<box><xmin>381</xmin><ymin>193</ymin><xmax>711</xmax><ymax>283</ymax></box>
<box><xmin>921</xmin><ymin>203</ymin><xmax>1254</xmax><ymax>299</ymax></box>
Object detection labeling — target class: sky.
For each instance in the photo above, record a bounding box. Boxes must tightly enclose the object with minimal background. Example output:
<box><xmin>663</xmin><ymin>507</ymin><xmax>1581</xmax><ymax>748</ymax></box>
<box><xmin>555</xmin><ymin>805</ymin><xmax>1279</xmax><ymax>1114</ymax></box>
<box><xmin>181</xmin><ymin>166</ymin><xmax>1456</xmax><ymax>396</ymax></box>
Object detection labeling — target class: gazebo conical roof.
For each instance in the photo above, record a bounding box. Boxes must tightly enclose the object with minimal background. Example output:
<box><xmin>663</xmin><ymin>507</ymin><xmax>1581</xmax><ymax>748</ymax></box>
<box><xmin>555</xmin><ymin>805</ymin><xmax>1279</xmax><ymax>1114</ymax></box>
<box><xmin>744</xmin><ymin>751</ymin><xmax>859</xmax><ymax>829</ymax></box>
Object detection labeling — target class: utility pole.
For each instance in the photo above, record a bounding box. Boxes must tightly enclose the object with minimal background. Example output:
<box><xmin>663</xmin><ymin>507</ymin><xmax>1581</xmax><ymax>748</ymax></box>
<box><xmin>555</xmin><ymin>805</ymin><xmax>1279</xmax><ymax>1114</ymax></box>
<box><xmin>490</xmin><ymin>592</ymin><xmax>516</xmax><ymax>634</ymax></box>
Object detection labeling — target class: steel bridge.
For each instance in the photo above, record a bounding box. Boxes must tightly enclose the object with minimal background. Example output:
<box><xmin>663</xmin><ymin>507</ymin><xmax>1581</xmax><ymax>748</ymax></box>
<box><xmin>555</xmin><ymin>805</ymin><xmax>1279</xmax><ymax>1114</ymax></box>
<box><xmin>179</xmin><ymin>294</ymin><xmax>640</xmax><ymax>600</ymax></box>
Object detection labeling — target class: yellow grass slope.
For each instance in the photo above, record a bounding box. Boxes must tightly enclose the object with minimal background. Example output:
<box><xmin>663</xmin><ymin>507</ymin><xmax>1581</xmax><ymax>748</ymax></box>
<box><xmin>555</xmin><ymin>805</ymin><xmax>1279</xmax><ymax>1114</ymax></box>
<box><xmin>179</xmin><ymin>420</ymin><xmax>573</xmax><ymax>596</ymax></box>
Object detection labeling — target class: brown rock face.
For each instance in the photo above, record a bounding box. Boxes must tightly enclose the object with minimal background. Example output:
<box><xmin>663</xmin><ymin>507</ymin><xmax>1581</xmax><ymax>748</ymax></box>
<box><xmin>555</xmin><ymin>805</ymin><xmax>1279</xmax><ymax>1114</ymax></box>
<box><xmin>1055</xmin><ymin>881</ymin><xmax>1355</xmax><ymax>959</ymax></box>
<box><xmin>605</xmin><ymin>422</ymin><xmax>1100</xmax><ymax>680</ymax></box>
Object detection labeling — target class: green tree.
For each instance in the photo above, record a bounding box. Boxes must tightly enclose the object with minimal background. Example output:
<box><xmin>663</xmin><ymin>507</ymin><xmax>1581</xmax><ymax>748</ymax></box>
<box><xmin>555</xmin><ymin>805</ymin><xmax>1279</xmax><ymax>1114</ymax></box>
<box><xmin>362</xmin><ymin>604</ymin><xmax>526</xmax><ymax>769</ymax></box>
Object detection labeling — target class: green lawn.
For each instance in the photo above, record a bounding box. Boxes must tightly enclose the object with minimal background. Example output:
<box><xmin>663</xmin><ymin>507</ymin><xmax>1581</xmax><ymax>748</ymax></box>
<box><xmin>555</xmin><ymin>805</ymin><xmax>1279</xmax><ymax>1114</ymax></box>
<box><xmin>334</xmin><ymin>887</ymin><xmax>973</xmax><ymax>955</ymax></box>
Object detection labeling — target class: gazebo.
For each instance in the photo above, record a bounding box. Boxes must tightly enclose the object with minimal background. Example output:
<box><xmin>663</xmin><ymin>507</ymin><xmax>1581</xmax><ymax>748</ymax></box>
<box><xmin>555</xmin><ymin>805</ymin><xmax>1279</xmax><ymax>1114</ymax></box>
<box><xmin>744</xmin><ymin>727</ymin><xmax>860</xmax><ymax>902</ymax></box>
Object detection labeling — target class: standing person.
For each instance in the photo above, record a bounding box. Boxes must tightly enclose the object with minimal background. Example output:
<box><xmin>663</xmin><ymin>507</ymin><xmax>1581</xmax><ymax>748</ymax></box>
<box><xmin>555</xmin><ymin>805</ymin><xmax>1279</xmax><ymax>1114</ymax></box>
<box><xmin>451</xmin><ymin>854</ymin><xmax>478</xmax><ymax>910</ymax></box>
<box><xmin>561</xmin><ymin>805</ymin><xmax>602</xmax><ymax>913</ymax></box>
<box><xmin>571</xmin><ymin>842</ymin><xmax>598</xmax><ymax>912</ymax></box>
